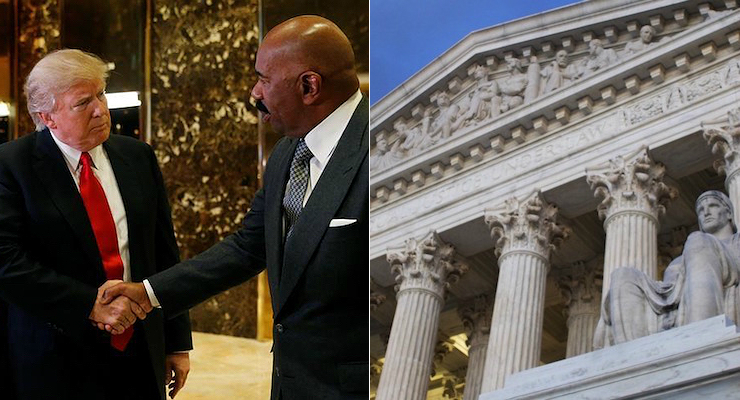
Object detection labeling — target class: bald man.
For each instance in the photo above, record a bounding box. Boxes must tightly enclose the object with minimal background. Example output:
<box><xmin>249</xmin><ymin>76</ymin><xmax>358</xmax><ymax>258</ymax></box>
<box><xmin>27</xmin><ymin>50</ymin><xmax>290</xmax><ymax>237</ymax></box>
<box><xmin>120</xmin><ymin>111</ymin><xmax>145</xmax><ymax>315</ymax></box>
<box><xmin>100</xmin><ymin>15</ymin><xmax>368</xmax><ymax>400</ymax></box>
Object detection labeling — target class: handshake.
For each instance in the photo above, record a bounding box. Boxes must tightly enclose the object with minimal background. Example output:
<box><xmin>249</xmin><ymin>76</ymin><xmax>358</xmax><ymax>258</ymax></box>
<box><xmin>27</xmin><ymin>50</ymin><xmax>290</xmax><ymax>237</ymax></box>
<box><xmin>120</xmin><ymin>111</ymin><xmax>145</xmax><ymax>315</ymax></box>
<box><xmin>88</xmin><ymin>280</ymin><xmax>151</xmax><ymax>334</ymax></box>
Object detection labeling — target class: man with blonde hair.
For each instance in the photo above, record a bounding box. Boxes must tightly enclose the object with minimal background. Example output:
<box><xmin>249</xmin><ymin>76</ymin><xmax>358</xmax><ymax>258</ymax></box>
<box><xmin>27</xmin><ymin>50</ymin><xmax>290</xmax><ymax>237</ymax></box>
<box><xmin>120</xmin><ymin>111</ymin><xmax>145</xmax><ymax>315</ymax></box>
<box><xmin>0</xmin><ymin>49</ymin><xmax>192</xmax><ymax>399</ymax></box>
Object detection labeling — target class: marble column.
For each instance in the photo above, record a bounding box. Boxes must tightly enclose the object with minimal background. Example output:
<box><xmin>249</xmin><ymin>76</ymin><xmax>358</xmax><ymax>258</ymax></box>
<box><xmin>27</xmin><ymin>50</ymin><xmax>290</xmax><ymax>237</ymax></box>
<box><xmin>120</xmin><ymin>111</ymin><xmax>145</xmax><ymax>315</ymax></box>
<box><xmin>458</xmin><ymin>294</ymin><xmax>493</xmax><ymax>400</ymax></box>
<box><xmin>558</xmin><ymin>259</ymin><xmax>603</xmax><ymax>358</ymax></box>
<box><xmin>376</xmin><ymin>232</ymin><xmax>467</xmax><ymax>400</ymax></box>
<box><xmin>586</xmin><ymin>147</ymin><xmax>677</xmax><ymax>300</ymax></box>
<box><xmin>480</xmin><ymin>191</ymin><xmax>569</xmax><ymax>391</ymax></box>
<box><xmin>702</xmin><ymin>107</ymin><xmax>740</xmax><ymax>225</ymax></box>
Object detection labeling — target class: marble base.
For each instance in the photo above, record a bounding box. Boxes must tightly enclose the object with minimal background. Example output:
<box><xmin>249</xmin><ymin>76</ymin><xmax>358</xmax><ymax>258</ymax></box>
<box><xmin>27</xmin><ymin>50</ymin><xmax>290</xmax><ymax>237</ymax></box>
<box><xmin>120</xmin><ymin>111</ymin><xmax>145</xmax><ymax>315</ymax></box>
<box><xmin>480</xmin><ymin>315</ymin><xmax>740</xmax><ymax>400</ymax></box>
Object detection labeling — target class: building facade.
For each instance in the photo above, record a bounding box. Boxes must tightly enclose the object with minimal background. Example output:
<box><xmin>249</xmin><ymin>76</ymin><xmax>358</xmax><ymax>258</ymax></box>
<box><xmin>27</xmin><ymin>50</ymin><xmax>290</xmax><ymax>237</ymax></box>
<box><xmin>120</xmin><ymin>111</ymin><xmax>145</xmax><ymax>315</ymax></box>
<box><xmin>370</xmin><ymin>0</ymin><xmax>740</xmax><ymax>398</ymax></box>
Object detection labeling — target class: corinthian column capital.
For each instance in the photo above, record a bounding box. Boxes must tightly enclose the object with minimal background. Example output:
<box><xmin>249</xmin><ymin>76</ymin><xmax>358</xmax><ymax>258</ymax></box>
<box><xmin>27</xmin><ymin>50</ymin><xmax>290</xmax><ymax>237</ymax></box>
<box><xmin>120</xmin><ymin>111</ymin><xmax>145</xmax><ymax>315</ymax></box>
<box><xmin>484</xmin><ymin>190</ymin><xmax>569</xmax><ymax>260</ymax></box>
<box><xmin>558</xmin><ymin>259</ymin><xmax>603</xmax><ymax>320</ymax></box>
<box><xmin>458</xmin><ymin>294</ymin><xmax>494</xmax><ymax>349</ymax></box>
<box><xmin>586</xmin><ymin>147</ymin><xmax>677</xmax><ymax>222</ymax></box>
<box><xmin>702</xmin><ymin>107</ymin><xmax>740</xmax><ymax>177</ymax></box>
<box><xmin>388</xmin><ymin>231</ymin><xmax>467</xmax><ymax>298</ymax></box>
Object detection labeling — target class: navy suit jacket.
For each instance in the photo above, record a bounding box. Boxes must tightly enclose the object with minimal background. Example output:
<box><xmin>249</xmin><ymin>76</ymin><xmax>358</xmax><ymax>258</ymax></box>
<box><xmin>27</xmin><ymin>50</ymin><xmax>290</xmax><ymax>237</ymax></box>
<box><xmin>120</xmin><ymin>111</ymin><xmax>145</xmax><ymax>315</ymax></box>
<box><xmin>0</xmin><ymin>130</ymin><xmax>192</xmax><ymax>399</ymax></box>
<box><xmin>148</xmin><ymin>97</ymin><xmax>369</xmax><ymax>400</ymax></box>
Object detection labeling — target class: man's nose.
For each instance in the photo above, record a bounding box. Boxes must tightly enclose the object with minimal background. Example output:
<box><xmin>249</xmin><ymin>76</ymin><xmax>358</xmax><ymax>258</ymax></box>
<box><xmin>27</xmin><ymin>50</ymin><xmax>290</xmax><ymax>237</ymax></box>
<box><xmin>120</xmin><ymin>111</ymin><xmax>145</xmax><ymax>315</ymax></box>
<box><xmin>92</xmin><ymin>96</ymin><xmax>107</xmax><ymax>117</ymax></box>
<box><xmin>251</xmin><ymin>83</ymin><xmax>262</xmax><ymax>100</ymax></box>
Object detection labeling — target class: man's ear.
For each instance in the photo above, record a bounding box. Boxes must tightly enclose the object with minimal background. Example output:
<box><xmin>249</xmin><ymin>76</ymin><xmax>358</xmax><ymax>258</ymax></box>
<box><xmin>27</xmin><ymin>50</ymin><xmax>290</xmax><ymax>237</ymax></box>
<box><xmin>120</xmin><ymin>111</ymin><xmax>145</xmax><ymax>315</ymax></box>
<box><xmin>300</xmin><ymin>72</ymin><xmax>321</xmax><ymax>104</ymax></box>
<box><xmin>38</xmin><ymin>112</ymin><xmax>57</xmax><ymax>129</ymax></box>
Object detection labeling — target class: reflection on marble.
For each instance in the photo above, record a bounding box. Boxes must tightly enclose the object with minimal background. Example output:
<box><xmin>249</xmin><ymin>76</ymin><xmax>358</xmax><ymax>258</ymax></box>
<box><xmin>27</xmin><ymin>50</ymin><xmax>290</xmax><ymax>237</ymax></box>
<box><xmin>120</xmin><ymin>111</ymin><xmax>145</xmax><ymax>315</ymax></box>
<box><xmin>16</xmin><ymin>0</ymin><xmax>61</xmax><ymax>135</ymax></box>
<box><xmin>151</xmin><ymin>0</ymin><xmax>261</xmax><ymax>338</ymax></box>
<box><xmin>178</xmin><ymin>332</ymin><xmax>272</xmax><ymax>400</ymax></box>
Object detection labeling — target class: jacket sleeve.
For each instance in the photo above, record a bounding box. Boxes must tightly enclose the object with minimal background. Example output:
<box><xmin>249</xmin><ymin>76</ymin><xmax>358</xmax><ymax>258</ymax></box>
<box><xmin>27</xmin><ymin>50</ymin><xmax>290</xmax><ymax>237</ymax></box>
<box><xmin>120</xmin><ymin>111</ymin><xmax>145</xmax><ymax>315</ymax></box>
<box><xmin>147</xmin><ymin>184</ymin><xmax>268</xmax><ymax>319</ymax></box>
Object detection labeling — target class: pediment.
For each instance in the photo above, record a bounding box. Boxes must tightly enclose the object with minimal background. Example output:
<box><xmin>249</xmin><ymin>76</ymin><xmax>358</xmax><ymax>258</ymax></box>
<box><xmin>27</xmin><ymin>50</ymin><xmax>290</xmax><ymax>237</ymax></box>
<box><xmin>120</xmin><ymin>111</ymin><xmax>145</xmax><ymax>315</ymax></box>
<box><xmin>370</xmin><ymin>0</ymin><xmax>740</xmax><ymax>209</ymax></box>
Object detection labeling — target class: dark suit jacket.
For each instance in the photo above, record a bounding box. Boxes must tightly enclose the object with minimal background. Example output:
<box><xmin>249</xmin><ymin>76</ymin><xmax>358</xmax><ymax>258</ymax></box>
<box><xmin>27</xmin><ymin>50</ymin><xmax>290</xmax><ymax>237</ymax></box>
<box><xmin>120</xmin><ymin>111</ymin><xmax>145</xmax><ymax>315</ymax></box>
<box><xmin>148</xmin><ymin>97</ymin><xmax>369</xmax><ymax>400</ymax></box>
<box><xmin>0</xmin><ymin>130</ymin><xmax>192</xmax><ymax>400</ymax></box>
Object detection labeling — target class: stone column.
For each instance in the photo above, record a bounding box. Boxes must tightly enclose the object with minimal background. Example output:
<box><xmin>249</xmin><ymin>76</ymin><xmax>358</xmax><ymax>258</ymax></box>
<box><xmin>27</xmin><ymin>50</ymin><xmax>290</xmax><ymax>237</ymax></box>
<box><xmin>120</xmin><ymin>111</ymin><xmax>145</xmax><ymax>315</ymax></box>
<box><xmin>458</xmin><ymin>295</ymin><xmax>493</xmax><ymax>400</ymax></box>
<box><xmin>702</xmin><ymin>107</ymin><xmax>740</xmax><ymax>225</ymax></box>
<box><xmin>558</xmin><ymin>259</ymin><xmax>603</xmax><ymax>358</ymax></box>
<box><xmin>586</xmin><ymin>147</ymin><xmax>677</xmax><ymax>299</ymax></box>
<box><xmin>480</xmin><ymin>191</ymin><xmax>569</xmax><ymax>391</ymax></box>
<box><xmin>376</xmin><ymin>232</ymin><xmax>467</xmax><ymax>400</ymax></box>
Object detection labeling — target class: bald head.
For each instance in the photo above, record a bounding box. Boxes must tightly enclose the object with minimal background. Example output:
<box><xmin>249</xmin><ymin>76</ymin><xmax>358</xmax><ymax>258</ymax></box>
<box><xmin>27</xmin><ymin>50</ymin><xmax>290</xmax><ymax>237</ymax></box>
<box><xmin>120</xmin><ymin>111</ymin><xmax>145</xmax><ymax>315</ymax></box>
<box><xmin>264</xmin><ymin>16</ymin><xmax>358</xmax><ymax>97</ymax></box>
<box><xmin>252</xmin><ymin>15</ymin><xmax>359</xmax><ymax>137</ymax></box>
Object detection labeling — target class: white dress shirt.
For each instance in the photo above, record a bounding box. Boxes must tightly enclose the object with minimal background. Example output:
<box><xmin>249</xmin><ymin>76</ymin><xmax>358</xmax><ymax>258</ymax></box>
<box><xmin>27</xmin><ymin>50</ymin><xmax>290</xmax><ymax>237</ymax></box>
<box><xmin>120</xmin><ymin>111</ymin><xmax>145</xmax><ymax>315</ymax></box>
<box><xmin>49</xmin><ymin>131</ymin><xmax>131</xmax><ymax>282</ymax></box>
<box><xmin>301</xmin><ymin>89</ymin><xmax>363</xmax><ymax>205</ymax></box>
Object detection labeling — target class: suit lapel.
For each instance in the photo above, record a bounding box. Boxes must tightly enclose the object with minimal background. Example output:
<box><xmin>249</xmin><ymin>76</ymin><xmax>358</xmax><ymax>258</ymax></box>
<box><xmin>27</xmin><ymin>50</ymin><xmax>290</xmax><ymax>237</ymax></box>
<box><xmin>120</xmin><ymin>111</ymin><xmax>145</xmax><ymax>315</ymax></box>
<box><xmin>277</xmin><ymin>97</ymin><xmax>368</xmax><ymax>314</ymax></box>
<box><xmin>264</xmin><ymin>137</ymin><xmax>298</xmax><ymax>310</ymax></box>
<box><xmin>103</xmin><ymin>139</ymin><xmax>145</xmax><ymax>281</ymax></box>
<box><xmin>31</xmin><ymin>130</ymin><xmax>103</xmax><ymax>276</ymax></box>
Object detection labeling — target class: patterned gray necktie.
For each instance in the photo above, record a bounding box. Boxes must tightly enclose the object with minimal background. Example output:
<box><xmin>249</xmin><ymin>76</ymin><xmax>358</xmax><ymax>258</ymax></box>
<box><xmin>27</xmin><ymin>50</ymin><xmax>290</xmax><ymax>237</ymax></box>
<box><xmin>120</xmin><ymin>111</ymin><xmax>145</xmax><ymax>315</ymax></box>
<box><xmin>283</xmin><ymin>139</ymin><xmax>313</xmax><ymax>237</ymax></box>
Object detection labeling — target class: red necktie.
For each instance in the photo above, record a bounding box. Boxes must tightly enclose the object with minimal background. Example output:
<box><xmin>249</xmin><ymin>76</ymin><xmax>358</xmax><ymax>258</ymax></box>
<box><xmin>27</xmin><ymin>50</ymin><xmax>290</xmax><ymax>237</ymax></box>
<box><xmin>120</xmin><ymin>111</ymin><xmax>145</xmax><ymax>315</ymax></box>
<box><xmin>79</xmin><ymin>152</ymin><xmax>132</xmax><ymax>351</ymax></box>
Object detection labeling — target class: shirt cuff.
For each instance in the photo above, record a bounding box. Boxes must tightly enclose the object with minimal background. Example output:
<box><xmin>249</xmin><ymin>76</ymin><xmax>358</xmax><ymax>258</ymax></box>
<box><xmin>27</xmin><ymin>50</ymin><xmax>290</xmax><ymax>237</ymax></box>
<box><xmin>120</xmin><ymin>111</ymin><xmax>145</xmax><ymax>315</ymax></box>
<box><xmin>143</xmin><ymin>279</ymin><xmax>162</xmax><ymax>309</ymax></box>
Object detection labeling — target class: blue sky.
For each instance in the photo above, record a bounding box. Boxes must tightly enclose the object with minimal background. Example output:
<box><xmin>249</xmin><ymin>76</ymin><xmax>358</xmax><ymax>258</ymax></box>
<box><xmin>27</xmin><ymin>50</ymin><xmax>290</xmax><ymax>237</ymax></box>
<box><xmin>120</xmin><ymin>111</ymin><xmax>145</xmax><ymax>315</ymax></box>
<box><xmin>370</xmin><ymin>0</ymin><xmax>581</xmax><ymax>104</ymax></box>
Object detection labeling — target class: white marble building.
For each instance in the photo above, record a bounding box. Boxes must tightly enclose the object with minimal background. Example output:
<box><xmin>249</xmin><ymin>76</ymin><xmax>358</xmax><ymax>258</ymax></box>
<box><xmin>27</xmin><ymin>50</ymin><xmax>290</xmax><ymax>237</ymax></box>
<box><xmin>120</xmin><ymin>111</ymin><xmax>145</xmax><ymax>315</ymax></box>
<box><xmin>370</xmin><ymin>1</ymin><xmax>740</xmax><ymax>399</ymax></box>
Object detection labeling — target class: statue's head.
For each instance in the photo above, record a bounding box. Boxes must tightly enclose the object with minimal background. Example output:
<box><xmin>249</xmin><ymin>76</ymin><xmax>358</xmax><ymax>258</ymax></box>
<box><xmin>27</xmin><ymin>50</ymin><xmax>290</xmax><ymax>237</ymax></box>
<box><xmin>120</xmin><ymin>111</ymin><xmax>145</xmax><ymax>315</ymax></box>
<box><xmin>506</xmin><ymin>57</ymin><xmax>523</xmax><ymax>73</ymax></box>
<box><xmin>588</xmin><ymin>39</ymin><xmax>603</xmax><ymax>55</ymax></box>
<box><xmin>640</xmin><ymin>25</ymin><xmax>655</xmax><ymax>44</ymax></box>
<box><xmin>376</xmin><ymin>136</ymin><xmax>388</xmax><ymax>152</ymax></box>
<box><xmin>474</xmin><ymin>65</ymin><xmax>487</xmax><ymax>79</ymax></box>
<box><xmin>555</xmin><ymin>50</ymin><xmax>568</xmax><ymax>67</ymax></box>
<box><xmin>436</xmin><ymin>92</ymin><xmax>450</xmax><ymax>107</ymax></box>
<box><xmin>696</xmin><ymin>190</ymin><xmax>735</xmax><ymax>234</ymax></box>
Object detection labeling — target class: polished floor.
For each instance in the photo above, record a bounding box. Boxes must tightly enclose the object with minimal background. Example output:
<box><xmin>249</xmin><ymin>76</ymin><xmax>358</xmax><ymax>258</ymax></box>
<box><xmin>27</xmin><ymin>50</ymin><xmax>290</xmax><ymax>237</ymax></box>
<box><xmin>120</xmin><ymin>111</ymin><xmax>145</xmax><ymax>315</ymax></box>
<box><xmin>178</xmin><ymin>332</ymin><xmax>272</xmax><ymax>400</ymax></box>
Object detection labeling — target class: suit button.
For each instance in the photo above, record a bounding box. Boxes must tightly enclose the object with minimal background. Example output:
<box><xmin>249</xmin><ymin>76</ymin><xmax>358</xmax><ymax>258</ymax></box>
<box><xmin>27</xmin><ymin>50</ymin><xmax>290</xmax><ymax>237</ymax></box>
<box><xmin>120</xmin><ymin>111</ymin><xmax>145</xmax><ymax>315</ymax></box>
<box><xmin>275</xmin><ymin>367</ymin><xmax>280</xmax><ymax>377</ymax></box>
<box><xmin>276</xmin><ymin>323</ymin><xmax>284</xmax><ymax>333</ymax></box>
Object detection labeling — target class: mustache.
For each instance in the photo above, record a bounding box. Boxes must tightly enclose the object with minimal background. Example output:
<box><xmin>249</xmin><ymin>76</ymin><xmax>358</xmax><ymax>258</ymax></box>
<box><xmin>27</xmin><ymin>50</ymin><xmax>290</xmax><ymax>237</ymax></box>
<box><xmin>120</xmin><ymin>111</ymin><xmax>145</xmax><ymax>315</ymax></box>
<box><xmin>255</xmin><ymin>100</ymin><xmax>270</xmax><ymax>114</ymax></box>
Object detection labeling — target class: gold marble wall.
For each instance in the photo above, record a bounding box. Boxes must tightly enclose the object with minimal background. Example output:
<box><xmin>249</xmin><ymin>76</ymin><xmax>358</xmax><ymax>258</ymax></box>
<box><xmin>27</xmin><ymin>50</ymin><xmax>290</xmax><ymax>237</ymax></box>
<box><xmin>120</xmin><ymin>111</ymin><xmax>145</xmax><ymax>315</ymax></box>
<box><xmin>150</xmin><ymin>0</ymin><xmax>261</xmax><ymax>338</ymax></box>
<box><xmin>15</xmin><ymin>0</ymin><xmax>61</xmax><ymax>136</ymax></box>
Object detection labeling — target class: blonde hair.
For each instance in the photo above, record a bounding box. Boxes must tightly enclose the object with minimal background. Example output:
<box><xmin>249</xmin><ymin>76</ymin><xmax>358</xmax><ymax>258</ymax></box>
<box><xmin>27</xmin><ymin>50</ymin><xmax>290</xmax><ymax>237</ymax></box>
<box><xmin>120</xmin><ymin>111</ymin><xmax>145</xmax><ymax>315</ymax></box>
<box><xmin>24</xmin><ymin>49</ymin><xmax>109</xmax><ymax>131</ymax></box>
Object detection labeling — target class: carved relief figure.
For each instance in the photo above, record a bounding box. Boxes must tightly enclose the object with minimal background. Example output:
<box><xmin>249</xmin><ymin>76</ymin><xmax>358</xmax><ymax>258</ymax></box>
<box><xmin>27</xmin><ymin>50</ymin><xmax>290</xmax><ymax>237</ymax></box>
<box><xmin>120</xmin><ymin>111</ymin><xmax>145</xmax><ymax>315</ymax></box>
<box><xmin>428</xmin><ymin>92</ymin><xmax>464</xmax><ymax>140</ymax></box>
<box><xmin>370</xmin><ymin>136</ymin><xmax>403</xmax><ymax>170</ymax></box>
<box><xmin>623</xmin><ymin>25</ymin><xmax>658</xmax><ymax>56</ymax></box>
<box><xmin>459</xmin><ymin>65</ymin><xmax>501</xmax><ymax>125</ymax></box>
<box><xmin>596</xmin><ymin>191</ymin><xmax>740</xmax><ymax>347</ymax></box>
<box><xmin>579</xmin><ymin>39</ymin><xmax>618</xmax><ymax>77</ymax></box>
<box><xmin>399</xmin><ymin>119</ymin><xmax>429</xmax><ymax>155</ymax></box>
<box><xmin>498</xmin><ymin>58</ymin><xmax>529</xmax><ymax>112</ymax></box>
<box><xmin>540</xmin><ymin>50</ymin><xmax>579</xmax><ymax>94</ymax></box>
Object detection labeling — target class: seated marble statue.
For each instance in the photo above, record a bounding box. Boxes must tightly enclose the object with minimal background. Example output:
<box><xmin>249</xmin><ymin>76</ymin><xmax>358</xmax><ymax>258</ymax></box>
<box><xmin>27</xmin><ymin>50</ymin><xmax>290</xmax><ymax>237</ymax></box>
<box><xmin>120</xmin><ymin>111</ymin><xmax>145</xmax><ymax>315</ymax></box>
<box><xmin>578</xmin><ymin>39</ymin><xmax>618</xmax><ymax>77</ymax></box>
<box><xmin>596</xmin><ymin>190</ymin><xmax>740</xmax><ymax>347</ymax></box>
<box><xmin>499</xmin><ymin>58</ymin><xmax>528</xmax><ymax>112</ymax></box>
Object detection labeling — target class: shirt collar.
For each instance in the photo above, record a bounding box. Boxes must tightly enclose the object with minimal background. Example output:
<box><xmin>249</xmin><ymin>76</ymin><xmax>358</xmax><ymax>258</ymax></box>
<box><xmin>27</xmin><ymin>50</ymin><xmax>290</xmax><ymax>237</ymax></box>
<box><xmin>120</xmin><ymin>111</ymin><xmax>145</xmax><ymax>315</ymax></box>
<box><xmin>303</xmin><ymin>90</ymin><xmax>363</xmax><ymax>167</ymax></box>
<box><xmin>48</xmin><ymin>129</ymin><xmax>104</xmax><ymax>171</ymax></box>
